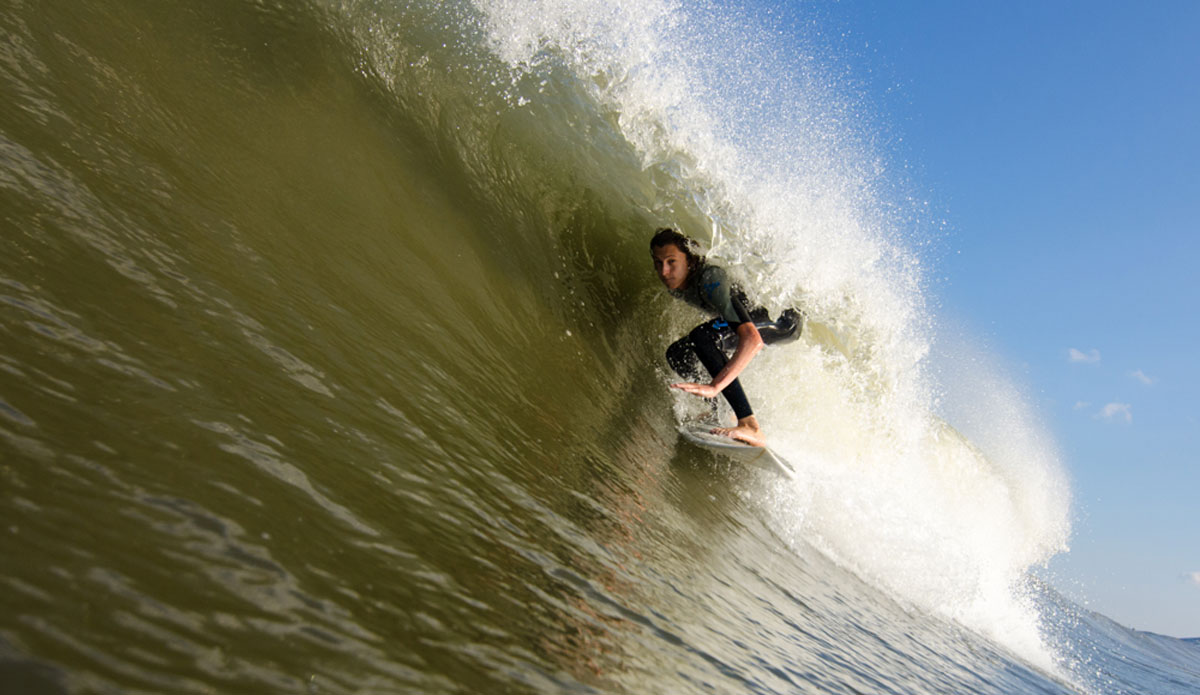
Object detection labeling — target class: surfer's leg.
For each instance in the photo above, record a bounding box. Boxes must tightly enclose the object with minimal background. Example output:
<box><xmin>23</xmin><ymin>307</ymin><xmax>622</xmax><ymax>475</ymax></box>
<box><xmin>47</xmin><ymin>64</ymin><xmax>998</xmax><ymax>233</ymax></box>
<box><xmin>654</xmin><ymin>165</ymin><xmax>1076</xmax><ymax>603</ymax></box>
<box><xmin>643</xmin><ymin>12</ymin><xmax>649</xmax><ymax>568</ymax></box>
<box><xmin>665</xmin><ymin>336</ymin><xmax>703</xmax><ymax>381</ymax></box>
<box><xmin>686</xmin><ymin>321</ymin><xmax>766</xmax><ymax>446</ymax></box>
<box><xmin>666</xmin><ymin>335</ymin><xmax>721</xmax><ymax>419</ymax></box>
<box><xmin>687</xmin><ymin>322</ymin><xmax>753</xmax><ymax>420</ymax></box>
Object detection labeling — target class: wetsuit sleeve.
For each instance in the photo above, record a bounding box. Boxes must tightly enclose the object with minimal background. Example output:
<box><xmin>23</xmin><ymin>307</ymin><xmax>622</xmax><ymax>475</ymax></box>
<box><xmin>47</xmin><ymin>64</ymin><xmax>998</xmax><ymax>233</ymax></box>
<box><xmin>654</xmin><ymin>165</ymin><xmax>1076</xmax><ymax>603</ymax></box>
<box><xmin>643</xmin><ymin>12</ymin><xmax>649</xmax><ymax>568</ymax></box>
<box><xmin>700</xmin><ymin>267</ymin><xmax>754</xmax><ymax>326</ymax></box>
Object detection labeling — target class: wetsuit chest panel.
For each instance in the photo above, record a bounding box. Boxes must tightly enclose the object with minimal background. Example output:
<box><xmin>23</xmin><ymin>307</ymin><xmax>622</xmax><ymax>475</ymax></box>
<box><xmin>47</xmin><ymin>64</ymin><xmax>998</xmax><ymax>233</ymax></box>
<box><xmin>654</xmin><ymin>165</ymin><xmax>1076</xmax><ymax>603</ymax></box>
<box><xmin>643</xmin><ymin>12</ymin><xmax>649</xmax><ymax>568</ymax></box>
<box><xmin>676</xmin><ymin>266</ymin><xmax>754</xmax><ymax>326</ymax></box>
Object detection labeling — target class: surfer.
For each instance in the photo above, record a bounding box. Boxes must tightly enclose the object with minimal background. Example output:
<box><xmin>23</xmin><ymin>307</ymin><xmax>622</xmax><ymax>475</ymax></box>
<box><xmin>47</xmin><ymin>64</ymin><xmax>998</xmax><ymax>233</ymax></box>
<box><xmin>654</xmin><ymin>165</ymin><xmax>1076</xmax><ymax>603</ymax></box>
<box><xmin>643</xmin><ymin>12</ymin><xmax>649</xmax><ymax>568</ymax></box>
<box><xmin>651</xmin><ymin>228</ymin><xmax>801</xmax><ymax>447</ymax></box>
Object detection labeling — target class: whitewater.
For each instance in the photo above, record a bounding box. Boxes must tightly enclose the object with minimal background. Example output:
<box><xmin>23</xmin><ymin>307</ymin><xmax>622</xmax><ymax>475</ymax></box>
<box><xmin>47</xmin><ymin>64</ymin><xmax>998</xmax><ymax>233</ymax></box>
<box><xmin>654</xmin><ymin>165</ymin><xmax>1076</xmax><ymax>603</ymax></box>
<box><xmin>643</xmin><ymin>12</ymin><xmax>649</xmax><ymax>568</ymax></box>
<box><xmin>1</xmin><ymin>0</ymin><xmax>1197</xmax><ymax>693</ymax></box>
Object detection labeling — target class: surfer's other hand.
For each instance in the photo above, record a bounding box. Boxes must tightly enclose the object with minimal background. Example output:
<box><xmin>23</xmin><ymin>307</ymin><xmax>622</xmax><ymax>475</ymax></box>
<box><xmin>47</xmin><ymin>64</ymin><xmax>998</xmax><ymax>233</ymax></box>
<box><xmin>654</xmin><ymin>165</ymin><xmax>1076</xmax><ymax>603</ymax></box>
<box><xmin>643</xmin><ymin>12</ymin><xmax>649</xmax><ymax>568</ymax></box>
<box><xmin>671</xmin><ymin>382</ymin><xmax>720</xmax><ymax>399</ymax></box>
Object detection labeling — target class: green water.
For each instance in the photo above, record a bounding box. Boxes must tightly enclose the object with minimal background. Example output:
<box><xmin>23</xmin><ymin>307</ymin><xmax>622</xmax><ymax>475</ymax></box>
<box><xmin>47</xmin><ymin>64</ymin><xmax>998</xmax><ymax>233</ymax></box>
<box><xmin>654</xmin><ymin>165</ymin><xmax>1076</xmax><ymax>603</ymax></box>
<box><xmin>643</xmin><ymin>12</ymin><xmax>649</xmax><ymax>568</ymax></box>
<box><xmin>1</xmin><ymin>1</ymin><xmax>665</xmax><ymax>690</ymax></box>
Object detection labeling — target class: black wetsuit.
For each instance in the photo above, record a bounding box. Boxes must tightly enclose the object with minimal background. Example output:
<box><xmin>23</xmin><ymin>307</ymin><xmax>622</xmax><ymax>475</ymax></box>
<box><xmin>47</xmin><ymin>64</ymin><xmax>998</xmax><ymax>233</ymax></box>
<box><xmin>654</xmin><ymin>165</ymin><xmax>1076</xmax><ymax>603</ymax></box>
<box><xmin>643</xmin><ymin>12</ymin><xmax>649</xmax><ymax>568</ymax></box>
<box><xmin>666</xmin><ymin>264</ymin><xmax>801</xmax><ymax>419</ymax></box>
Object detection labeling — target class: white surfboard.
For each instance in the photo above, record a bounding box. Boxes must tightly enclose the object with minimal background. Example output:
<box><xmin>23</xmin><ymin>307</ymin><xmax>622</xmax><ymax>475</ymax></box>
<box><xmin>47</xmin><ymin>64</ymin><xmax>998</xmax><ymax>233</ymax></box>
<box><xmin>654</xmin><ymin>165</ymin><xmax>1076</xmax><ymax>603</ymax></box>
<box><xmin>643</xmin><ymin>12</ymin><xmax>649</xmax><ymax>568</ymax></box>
<box><xmin>678</xmin><ymin>423</ymin><xmax>795</xmax><ymax>478</ymax></box>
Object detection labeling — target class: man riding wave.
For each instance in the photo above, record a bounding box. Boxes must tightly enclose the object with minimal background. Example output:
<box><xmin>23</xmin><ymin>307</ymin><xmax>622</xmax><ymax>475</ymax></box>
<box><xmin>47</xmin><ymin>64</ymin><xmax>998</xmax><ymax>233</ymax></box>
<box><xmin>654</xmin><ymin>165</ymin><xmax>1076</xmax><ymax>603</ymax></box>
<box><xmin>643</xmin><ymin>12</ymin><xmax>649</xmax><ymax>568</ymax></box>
<box><xmin>650</xmin><ymin>228</ymin><xmax>801</xmax><ymax>447</ymax></box>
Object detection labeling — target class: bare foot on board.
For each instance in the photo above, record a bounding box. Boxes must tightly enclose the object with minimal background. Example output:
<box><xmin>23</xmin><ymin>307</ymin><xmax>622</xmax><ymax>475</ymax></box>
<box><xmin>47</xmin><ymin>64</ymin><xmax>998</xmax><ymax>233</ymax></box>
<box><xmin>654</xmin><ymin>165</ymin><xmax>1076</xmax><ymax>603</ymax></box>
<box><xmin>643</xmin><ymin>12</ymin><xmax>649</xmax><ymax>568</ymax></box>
<box><xmin>711</xmin><ymin>415</ymin><xmax>765</xmax><ymax>448</ymax></box>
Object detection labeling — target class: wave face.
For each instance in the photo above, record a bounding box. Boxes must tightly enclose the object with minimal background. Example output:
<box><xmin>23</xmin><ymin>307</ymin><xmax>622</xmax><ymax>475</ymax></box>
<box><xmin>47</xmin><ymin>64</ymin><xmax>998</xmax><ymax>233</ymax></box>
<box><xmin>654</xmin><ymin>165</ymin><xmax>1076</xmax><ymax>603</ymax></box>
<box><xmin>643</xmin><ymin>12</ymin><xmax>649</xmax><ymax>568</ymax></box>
<box><xmin>1</xmin><ymin>1</ymin><xmax>1196</xmax><ymax>693</ymax></box>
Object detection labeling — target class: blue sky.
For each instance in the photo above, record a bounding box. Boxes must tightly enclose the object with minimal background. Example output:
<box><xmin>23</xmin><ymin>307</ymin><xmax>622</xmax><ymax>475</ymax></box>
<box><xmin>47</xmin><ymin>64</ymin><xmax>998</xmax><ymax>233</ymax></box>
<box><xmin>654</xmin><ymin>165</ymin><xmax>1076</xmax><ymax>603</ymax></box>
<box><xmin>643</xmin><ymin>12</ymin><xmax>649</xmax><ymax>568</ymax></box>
<box><xmin>815</xmin><ymin>1</ymin><xmax>1200</xmax><ymax>637</ymax></box>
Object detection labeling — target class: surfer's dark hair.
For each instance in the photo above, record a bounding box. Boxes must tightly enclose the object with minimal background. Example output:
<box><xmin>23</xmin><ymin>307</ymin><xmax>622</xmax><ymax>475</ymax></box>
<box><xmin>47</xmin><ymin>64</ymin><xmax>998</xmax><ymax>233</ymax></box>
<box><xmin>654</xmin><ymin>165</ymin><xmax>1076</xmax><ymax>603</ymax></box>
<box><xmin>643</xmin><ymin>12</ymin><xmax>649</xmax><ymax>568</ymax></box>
<box><xmin>650</xmin><ymin>227</ymin><xmax>705</xmax><ymax>275</ymax></box>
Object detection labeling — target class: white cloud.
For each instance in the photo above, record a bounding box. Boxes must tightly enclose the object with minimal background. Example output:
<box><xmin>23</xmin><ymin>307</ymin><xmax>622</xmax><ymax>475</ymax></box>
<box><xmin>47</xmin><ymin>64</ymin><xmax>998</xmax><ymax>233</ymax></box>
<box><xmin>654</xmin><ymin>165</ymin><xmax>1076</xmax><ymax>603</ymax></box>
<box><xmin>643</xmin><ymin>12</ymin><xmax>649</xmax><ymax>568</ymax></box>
<box><xmin>1073</xmin><ymin>401</ymin><xmax>1091</xmax><ymax>411</ymax></box>
<box><xmin>1096</xmin><ymin>402</ymin><xmax>1132</xmax><ymax>423</ymax></box>
<box><xmin>1188</xmin><ymin>572</ymin><xmax>1200</xmax><ymax>588</ymax></box>
<box><xmin>1130</xmin><ymin>369</ymin><xmax>1157</xmax><ymax>385</ymax></box>
<box><xmin>1068</xmin><ymin>348</ymin><xmax>1101</xmax><ymax>364</ymax></box>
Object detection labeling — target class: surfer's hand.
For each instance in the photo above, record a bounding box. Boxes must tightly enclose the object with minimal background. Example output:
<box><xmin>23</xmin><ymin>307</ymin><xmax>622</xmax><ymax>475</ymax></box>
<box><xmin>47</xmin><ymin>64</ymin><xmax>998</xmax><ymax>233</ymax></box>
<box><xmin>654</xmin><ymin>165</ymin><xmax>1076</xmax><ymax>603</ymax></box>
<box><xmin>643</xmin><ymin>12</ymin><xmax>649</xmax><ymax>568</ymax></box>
<box><xmin>671</xmin><ymin>382</ymin><xmax>720</xmax><ymax>399</ymax></box>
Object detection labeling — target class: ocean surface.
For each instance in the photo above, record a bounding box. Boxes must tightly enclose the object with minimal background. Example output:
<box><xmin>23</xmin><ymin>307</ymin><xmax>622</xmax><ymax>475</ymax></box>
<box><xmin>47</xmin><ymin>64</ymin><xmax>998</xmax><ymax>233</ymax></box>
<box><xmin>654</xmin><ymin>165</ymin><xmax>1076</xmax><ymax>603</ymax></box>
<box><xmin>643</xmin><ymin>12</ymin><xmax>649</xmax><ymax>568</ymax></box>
<box><xmin>1</xmin><ymin>1</ymin><xmax>1197</xmax><ymax>693</ymax></box>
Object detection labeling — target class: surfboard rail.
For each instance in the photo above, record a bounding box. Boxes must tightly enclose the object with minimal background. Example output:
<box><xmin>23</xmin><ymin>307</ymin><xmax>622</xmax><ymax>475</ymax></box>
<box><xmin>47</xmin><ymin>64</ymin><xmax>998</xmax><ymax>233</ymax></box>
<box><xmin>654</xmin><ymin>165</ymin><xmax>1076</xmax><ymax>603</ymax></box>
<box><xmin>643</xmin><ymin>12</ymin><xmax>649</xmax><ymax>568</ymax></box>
<box><xmin>677</xmin><ymin>423</ymin><xmax>795</xmax><ymax>478</ymax></box>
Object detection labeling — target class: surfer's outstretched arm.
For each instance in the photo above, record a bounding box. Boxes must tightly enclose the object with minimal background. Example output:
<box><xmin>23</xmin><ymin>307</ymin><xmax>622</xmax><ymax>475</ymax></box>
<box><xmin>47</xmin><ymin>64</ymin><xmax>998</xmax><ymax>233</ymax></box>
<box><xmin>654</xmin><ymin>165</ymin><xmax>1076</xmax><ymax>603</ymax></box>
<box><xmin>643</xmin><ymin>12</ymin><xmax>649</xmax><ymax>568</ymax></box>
<box><xmin>671</xmin><ymin>322</ymin><xmax>763</xmax><ymax>398</ymax></box>
<box><xmin>710</xmin><ymin>321</ymin><xmax>763</xmax><ymax>391</ymax></box>
<box><xmin>672</xmin><ymin>321</ymin><xmax>766</xmax><ymax>446</ymax></box>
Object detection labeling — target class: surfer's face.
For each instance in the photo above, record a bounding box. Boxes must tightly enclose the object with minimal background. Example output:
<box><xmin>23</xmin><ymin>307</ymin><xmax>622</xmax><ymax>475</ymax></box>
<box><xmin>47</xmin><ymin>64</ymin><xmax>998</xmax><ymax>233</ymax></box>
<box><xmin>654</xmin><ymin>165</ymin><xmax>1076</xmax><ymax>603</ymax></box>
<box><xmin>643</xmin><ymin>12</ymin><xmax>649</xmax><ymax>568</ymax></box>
<box><xmin>651</xmin><ymin>244</ymin><xmax>690</xmax><ymax>291</ymax></box>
